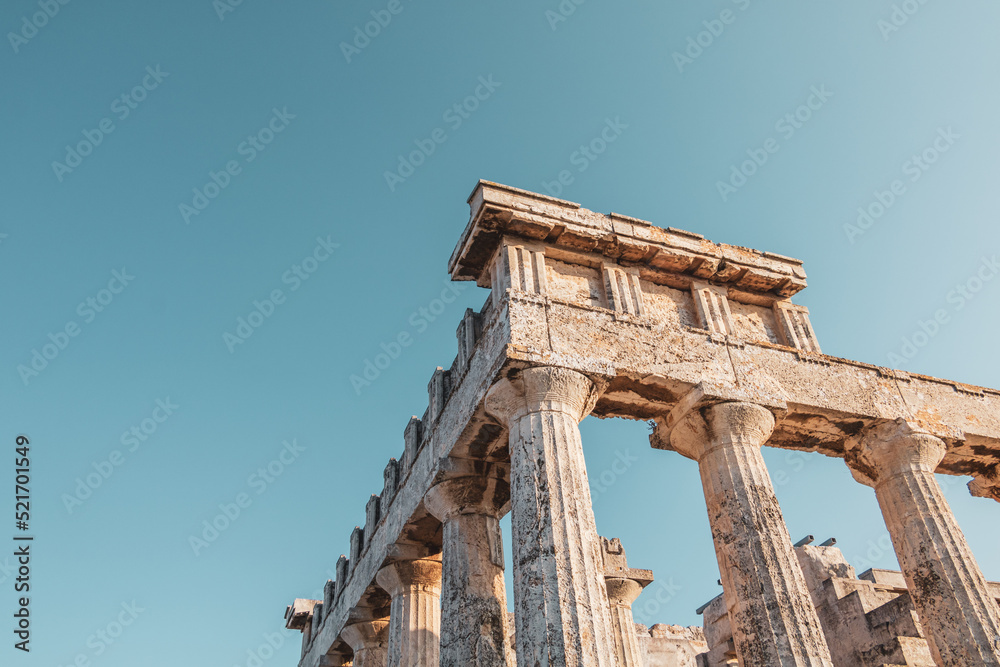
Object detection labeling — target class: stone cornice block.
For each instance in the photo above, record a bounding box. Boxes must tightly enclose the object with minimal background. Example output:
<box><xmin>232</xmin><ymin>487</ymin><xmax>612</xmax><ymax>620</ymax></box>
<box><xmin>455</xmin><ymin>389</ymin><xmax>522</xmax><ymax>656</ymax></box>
<box><xmin>450</xmin><ymin>180</ymin><xmax>808</xmax><ymax>298</ymax></box>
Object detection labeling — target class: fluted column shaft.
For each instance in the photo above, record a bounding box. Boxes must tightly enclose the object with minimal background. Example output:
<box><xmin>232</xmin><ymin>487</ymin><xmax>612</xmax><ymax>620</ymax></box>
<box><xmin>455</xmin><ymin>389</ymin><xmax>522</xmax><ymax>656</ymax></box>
<box><xmin>605</xmin><ymin>578</ymin><xmax>645</xmax><ymax>667</ymax></box>
<box><xmin>425</xmin><ymin>464</ymin><xmax>514</xmax><ymax>667</ymax></box>
<box><xmin>847</xmin><ymin>420</ymin><xmax>1000</xmax><ymax>667</ymax></box>
<box><xmin>375</xmin><ymin>559</ymin><xmax>442</xmax><ymax>667</ymax></box>
<box><xmin>661</xmin><ymin>401</ymin><xmax>833</xmax><ymax>667</ymax></box>
<box><xmin>486</xmin><ymin>366</ymin><xmax>616</xmax><ymax>667</ymax></box>
<box><xmin>341</xmin><ymin>619</ymin><xmax>390</xmax><ymax>667</ymax></box>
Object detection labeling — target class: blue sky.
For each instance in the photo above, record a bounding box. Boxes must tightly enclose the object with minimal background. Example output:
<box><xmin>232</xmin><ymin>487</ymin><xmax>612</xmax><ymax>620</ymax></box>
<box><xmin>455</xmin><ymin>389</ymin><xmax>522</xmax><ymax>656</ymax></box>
<box><xmin>3</xmin><ymin>1</ymin><xmax>1000</xmax><ymax>664</ymax></box>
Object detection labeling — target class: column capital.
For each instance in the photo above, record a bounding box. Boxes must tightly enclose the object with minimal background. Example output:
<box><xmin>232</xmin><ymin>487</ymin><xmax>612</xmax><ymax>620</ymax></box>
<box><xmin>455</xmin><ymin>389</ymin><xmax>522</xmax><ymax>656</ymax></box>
<box><xmin>844</xmin><ymin>419</ymin><xmax>948</xmax><ymax>488</ymax></box>
<box><xmin>605</xmin><ymin>577</ymin><xmax>645</xmax><ymax>607</ymax></box>
<box><xmin>425</xmin><ymin>459</ymin><xmax>510</xmax><ymax>522</ymax></box>
<box><xmin>340</xmin><ymin>618</ymin><xmax>389</xmax><ymax>652</ymax></box>
<box><xmin>652</xmin><ymin>400</ymin><xmax>776</xmax><ymax>462</ymax></box>
<box><xmin>375</xmin><ymin>558</ymin><xmax>442</xmax><ymax>598</ymax></box>
<box><xmin>485</xmin><ymin>366</ymin><xmax>604</xmax><ymax>425</ymax></box>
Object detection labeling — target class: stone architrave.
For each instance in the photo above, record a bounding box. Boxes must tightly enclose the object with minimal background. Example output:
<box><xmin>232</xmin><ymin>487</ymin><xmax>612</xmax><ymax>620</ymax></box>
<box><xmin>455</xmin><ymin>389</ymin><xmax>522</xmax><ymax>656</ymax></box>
<box><xmin>375</xmin><ymin>559</ymin><xmax>442</xmax><ymax>667</ymax></box>
<box><xmin>485</xmin><ymin>366</ymin><xmax>617</xmax><ymax>667</ymax></box>
<box><xmin>846</xmin><ymin>419</ymin><xmax>1000</xmax><ymax>666</ymax></box>
<box><xmin>654</xmin><ymin>400</ymin><xmax>834</xmax><ymax>667</ymax></box>
<box><xmin>424</xmin><ymin>459</ymin><xmax>514</xmax><ymax>667</ymax></box>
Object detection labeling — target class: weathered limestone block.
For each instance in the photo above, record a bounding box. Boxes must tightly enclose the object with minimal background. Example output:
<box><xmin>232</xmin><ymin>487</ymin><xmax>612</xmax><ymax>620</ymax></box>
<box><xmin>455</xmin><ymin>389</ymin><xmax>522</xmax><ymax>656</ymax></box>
<box><xmin>845</xmin><ymin>419</ymin><xmax>1000</xmax><ymax>666</ymax></box>
<box><xmin>455</xmin><ymin>308</ymin><xmax>484</xmax><ymax>377</ymax></box>
<box><xmin>700</xmin><ymin>543</ymin><xmax>1000</xmax><ymax>665</ymax></box>
<box><xmin>365</xmin><ymin>495</ymin><xmax>381</xmax><ymax>544</ymax></box>
<box><xmin>691</xmin><ymin>281</ymin><xmax>734</xmax><ymax>336</ymax></box>
<box><xmin>381</xmin><ymin>459</ymin><xmax>400</xmax><ymax>518</ymax></box>
<box><xmin>603</xmin><ymin>264</ymin><xmax>645</xmax><ymax>316</ymax></box>
<box><xmin>341</xmin><ymin>618</ymin><xmax>390</xmax><ymax>667</ymax></box>
<box><xmin>350</xmin><ymin>527</ymin><xmax>365</xmax><ymax>571</ymax></box>
<box><xmin>286</xmin><ymin>597</ymin><xmax>321</xmax><ymax>630</ymax></box>
<box><xmin>699</xmin><ymin>595</ymin><xmax>739</xmax><ymax>667</ymax></box>
<box><xmin>286</xmin><ymin>598</ymin><xmax>322</xmax><ymax>657</ymax></box>
<box><xmin>640</xmin><ymin>624</ymin><xmax>710</xmax><ymax>667</ymax></box>
<box><xmin>336</xmin><ymin>556</ymin><xmax>350</xmax><ymax>601</ymax></box>
<box><xmin>424</xmin><ymin>459</ymin><xmax>514</xmax><ymax>667</ymax></box>
<box><xmin>600</xmin><ymin>537</ymin><xmax>653</xmax><ymax>667</ymax></box>
<box><xmin>311</xmin><ymin>602</ymin><xmax>324</xmax><ymax>637</ymax></box>
<box><xmin>485</xmin><ymin>366</ymin><xmax>617</xmax><ymax>667</ymax></box>
<box><xmin>654</xmin><ymin>400</ymin><xmax>834</xmax><ymax>667</ymax></box>
<box><xmin>402</xmin><ymin>417</ymin><xmax>422</xmax><ymax>473</ymax></box>
<box><xmin>795</xmin><ymin>546</ymin><xmax>931</xmax><ymax>666</ymax></box>
<box><xmin>324</xmin><ymin>580</ymin><xmax>336</xmax><ymax>619</ymax></box>
<box><xmin>492</xmin><ymin>241</ymin><xmax>547</xmax><ymax>302</ymax></box>
<box><xmin>773</xmin><ymin>301</ymin><xmax>820</xmax><ymax>353</ymax></box>
<box><xmin>428</xmin><ymin>367</ymin><xmax>453</xmax><ymax>425</ymax></box>
<box><xmin>374</xmin><ymin>558</ymin><xmax>442</xmax><ymax>667</ymax></box>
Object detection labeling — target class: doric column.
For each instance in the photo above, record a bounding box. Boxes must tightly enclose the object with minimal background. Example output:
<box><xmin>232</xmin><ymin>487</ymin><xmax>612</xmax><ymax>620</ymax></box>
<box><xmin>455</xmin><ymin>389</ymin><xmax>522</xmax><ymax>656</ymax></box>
<box><xmin>374</xmin><ymin>558</ymin><xmax>442</xmax><ymax>667</ymax></box>
<box><xmin>424</xmin><ymin>459</ymin><xmax>514</xmax><ymax>667</ymax></box>
<box><xmin>341</xmin><ymin>619</ymin><xmax>389</xmax><ymax>667</ymax></box>
<box><xmin>605</xmin><ymin>578</ymin><xmax>644</xmax><ymax>665</ymax></box>
<box><xmin>845</xmin><ymin>419</ymin><xmax>1000</xmax><ymax>666</ymax></box>
<box><xmin>653</xmin><ymin>400</ymin><xmax>834</xmax><ymax>667</ymax></box>
<box><xmin>485</xmin><ymin>366</ymin><xmax>617</xmax><ymax>667</ymax></box>
<box><xmin>601</xmin><ymin>537</ymin><xmax>653</xmax><ymax>667</ymax></box>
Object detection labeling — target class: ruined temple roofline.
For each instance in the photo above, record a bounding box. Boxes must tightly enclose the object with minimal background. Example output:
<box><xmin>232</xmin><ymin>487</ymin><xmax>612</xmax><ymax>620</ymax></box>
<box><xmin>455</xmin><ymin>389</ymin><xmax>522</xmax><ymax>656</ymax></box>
<box><xmin>450</xmin><ymin>179</ymin><xmax>808</xmax><ymax>298</ymax></box>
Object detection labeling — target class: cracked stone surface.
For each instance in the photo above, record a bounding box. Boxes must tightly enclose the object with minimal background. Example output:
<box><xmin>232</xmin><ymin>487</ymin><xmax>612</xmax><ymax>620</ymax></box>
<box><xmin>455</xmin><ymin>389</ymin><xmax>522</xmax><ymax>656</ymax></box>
<box><xmin>341</xmin><ymin>619</ymin><xmax>390</xmax><ymax>667</ymax></box>
<box><xmin>658</xmin><ymin>400</ymin><xmax>834</xmax><ymax>667</ymax></box>
<box><xmin>375</xmin><ymin>559</ymin><xmax>442</xmax><ymax>667</ymax></box>
<box><xmin>846</xmin><ymin>419</ymin><xmax>1000</xmax><ymax>666</ymax></box>
<box><xmin>486</xmin><ymin>366</ymin><xmax>617</xmax><ymax>667</ymax></box>
<box><xmin>424</xmin><ymin>461</ymin><xmax>514</xmax><ymax>667</ymax></box>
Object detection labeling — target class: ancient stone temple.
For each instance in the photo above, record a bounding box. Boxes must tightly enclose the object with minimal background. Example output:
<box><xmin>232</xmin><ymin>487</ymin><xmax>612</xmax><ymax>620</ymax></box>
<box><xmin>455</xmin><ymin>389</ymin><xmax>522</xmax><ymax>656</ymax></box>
<box><xmin>284</xmin><ymin>181</ymin><xmax>1000</xmax><ymax>666</ymax></box>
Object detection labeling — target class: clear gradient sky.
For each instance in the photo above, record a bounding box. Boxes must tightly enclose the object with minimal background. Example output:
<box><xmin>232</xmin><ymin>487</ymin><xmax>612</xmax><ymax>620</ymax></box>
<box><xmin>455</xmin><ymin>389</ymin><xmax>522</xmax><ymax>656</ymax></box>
<box><xmin>3</xmin><ymin>1</ymin><xmax>1000</xmax><ymax>665</ymax></box>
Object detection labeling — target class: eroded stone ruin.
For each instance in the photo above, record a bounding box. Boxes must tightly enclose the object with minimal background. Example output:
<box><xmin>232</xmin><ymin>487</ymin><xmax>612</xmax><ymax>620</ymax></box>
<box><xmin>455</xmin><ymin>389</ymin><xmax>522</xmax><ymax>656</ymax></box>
<box><xmin>284</xmin><ymin>181</ymin><xmax>1000</xmax><ymax>666</ymax></box>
